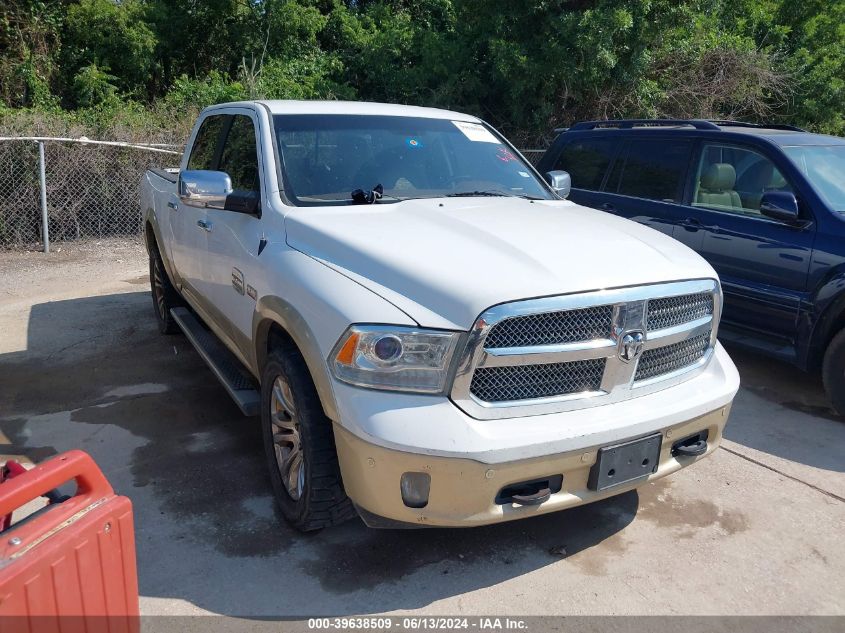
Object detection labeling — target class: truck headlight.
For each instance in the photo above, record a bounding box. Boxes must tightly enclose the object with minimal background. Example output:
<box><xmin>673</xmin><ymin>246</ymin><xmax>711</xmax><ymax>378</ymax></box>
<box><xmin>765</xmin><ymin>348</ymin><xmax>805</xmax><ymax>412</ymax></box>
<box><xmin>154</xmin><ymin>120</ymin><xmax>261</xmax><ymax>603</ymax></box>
<box><xmin>330</xmin><ymin>325</ymin><xmax>462</xmax><ymax>393</ymax></box>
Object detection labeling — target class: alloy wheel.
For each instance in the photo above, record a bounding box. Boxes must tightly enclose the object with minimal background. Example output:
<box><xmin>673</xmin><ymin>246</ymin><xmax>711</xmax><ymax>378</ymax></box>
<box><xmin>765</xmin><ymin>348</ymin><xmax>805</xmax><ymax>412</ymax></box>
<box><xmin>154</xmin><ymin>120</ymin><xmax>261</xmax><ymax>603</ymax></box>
<box><xmin>270</xmin><ymin>375</ymin><xmax>304</xmax><ymax>500</ymax></box>
<box><xmin>153</xmin><ymin>258</ymin><xmax>167</xmax><ymax>319</ymax></box>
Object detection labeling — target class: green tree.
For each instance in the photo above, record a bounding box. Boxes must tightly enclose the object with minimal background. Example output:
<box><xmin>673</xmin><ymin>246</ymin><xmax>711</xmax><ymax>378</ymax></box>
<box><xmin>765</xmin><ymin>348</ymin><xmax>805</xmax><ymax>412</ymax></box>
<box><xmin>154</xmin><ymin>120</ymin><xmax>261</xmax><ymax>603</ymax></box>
<box><xmin>61</xmin><ymin>0</ymin><xmax>158</xmax><ymax>104</ymax></box>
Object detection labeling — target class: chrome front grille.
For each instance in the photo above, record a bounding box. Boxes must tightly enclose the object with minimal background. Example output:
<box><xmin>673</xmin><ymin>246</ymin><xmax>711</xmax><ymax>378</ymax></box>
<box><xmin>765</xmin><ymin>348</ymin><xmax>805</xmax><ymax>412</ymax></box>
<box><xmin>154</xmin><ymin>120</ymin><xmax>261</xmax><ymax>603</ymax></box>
<box><xmin>484</xmin><ymin>306</ymin><xmax>613</xmax><ymax>348</ymax></box>
<box><xmin>451</xmin><ymin>279</ymin><xmax>721</xmax><ymax>419</ymax></box>
<box><xmin>470</xmin><ymin>358</ymin><xmax>606</xmax><ymax>402</ymax></box>
<box><xmin>634</xmin><ymin>332</ymin><xmax>710</xmax><ymax>382</ymax></box>
<box><xmin>646</xmin><ymin>293</ymin><xmax>713</xmax><ymax>331</ymax></box>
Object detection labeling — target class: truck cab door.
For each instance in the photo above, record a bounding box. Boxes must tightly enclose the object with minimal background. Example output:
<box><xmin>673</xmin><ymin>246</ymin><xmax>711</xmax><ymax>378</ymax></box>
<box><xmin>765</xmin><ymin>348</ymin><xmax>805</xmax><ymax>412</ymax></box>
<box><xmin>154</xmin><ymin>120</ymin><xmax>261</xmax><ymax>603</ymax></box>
<box><xmin>170</xmin><ymin>114</ymin><xmax>226</xmax><ymax>305</ymax></box>
<box><xmin>204</xmin><ymin>111</ymin><xmax>266</xmax><ymax>355</ymax></box>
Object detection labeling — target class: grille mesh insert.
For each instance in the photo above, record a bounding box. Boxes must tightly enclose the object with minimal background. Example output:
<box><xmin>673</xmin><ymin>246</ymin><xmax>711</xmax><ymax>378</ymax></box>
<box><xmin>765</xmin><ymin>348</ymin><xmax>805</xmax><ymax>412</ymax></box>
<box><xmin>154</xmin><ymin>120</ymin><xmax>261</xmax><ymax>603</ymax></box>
<box><xmin>647</xmin><ymin>293</ymin><xmax>713</xmax><ymax>331</ymax></box>
<box><xmin>470</xmin><ymin>358</ymin><xmax>606</xmax><ymax>402</ymax></box>
<box><xmin>484</xmin><ymin>305</ymin><xmax>613</xmax><ymax>349</ymax></box>
<box><xmin>635</xmin><ymin>332</ymin><xmax>710</xmax><ymax>381</ymax></box>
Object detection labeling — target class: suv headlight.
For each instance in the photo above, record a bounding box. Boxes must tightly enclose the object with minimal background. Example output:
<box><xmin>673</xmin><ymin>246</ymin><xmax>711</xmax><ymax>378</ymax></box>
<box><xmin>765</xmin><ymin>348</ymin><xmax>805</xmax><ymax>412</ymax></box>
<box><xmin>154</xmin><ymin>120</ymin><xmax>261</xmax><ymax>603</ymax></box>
<box><xmin>330</xmin><ymin>325</ymin><xmax>462</xmax><ymax>393</ymax></box>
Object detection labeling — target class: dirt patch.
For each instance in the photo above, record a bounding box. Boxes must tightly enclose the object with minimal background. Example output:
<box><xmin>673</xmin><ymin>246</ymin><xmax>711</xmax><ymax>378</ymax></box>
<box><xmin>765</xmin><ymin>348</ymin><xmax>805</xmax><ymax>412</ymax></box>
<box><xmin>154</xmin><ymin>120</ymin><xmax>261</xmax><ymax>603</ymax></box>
<box><xmin>637</xmin><ymin>479</ymin><xmax>750</xmax><ymax>536</ymax></box>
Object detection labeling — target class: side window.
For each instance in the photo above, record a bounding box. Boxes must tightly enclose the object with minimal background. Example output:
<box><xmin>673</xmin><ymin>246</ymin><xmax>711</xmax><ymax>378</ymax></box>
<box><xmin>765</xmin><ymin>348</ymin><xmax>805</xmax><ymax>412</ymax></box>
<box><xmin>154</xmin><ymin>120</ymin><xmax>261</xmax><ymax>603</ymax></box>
<box><xmin>692</xmin><ymin>143</ymin><xmax>792</xmax><ymax>215</ymax></box>
<box><xmin>610</xmin><ymin>139</ymin><xmax>692</xmax><ymax>202</ymax></box>
<box><xmin>554</xmin><ymin>138</ymin><xmax>618</xmax><ymax>190</ymax></box>
<box><xmin>218</xmin><ymin>115</ymin><xmax>261</xmax><ymax>193</ymax></box>
<box><xmin>187</xmin><ymin>115</ymin><xmax>225</xmax><ymax>171</ymax></box>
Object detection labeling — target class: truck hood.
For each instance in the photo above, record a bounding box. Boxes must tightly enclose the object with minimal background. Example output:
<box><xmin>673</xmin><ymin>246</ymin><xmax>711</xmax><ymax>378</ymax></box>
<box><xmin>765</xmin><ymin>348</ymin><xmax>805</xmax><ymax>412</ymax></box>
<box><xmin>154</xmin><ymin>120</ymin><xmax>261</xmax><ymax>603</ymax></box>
<box><xmin>285</xmin><ymin>198</ymin><xmax>716</xmax><ymax>330</ymax></box>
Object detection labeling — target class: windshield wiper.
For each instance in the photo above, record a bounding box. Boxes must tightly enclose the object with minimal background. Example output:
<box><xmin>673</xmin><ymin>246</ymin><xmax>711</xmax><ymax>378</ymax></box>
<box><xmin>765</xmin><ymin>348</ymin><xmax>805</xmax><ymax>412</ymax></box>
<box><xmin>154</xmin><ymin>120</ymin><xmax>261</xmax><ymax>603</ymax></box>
<box><xmin>351</xmin><ymin>183</ymin><xmax>400</xmax><ymax>204</ymax></box>
<box><xmin>446</xmin><ymin>190</ymin><xmax>542</xmax><ymax>200</ymax></box>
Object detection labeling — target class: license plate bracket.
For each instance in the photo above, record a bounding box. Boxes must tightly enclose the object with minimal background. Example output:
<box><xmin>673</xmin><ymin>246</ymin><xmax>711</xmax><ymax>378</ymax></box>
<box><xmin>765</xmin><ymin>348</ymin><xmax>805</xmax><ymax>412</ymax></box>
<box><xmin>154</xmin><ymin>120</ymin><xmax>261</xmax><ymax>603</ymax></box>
<box><xmin>588</xmin><ymin>433</ymin><xmax>662</xmax><ymax>491</ymax></box>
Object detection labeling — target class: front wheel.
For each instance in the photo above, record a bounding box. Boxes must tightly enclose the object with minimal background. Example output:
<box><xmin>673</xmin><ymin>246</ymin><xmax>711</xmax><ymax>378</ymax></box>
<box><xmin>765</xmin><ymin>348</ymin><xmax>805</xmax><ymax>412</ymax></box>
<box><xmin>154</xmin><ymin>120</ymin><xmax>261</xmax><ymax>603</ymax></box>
<box><xmin>822</xmin><ymin>328</ymin><xmax>845</xmax><ymax>417</ymax></box>
<box><xmin>261</xmin><ymin>346</ymin><xmax>356</xmax><ymax>531</ymax></box>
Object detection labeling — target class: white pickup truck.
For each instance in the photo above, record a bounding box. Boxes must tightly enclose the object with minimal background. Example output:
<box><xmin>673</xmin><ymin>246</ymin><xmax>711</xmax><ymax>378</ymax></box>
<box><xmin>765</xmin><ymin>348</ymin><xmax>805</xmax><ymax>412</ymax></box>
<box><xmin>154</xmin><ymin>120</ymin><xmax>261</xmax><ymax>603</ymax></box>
<box><xmin>141</xmin><ymin>100</ymin><xmax>739</xmax><ymax>531</ymax></box>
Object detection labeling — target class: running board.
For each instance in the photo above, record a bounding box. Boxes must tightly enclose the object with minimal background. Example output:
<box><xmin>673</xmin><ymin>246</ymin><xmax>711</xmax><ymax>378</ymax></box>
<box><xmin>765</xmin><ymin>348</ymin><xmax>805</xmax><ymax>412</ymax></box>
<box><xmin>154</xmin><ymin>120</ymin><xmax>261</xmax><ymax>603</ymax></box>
<box><xmin>170</xmin><ymin>307</ymin><xmax>261</xmax><ymax>416</ymax></box>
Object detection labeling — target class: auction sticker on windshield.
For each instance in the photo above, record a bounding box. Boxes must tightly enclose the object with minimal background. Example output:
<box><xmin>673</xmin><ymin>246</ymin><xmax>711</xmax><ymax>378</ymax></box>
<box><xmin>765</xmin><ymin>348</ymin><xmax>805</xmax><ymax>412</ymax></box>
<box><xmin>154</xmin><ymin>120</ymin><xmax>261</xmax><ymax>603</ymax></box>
<box><xmin>452</xmin><ymin>120</ymin><xmax>500</xmax><ymax>143</ymax></box>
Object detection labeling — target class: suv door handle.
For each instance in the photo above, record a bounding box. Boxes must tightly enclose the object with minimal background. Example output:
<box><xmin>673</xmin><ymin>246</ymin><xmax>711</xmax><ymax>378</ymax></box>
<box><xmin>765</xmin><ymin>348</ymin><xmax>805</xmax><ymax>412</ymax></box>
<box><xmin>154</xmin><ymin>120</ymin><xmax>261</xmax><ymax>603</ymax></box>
<box><xmin>601</xmin><ymin>202</ymin><xmax>616</xmax><ymax>211</ymax></box>
<box><xmin>196</xmin><ymin>219</ymin><xmax>213</xmax><ymax>232</ymax></box>
<box><xmin>167</xmin><ymin>201</ymin><xmax>178</xmax><ymax>210</ymax></box>
<box><xmin>681</xmin><ymin>217</ymin><xmax>702</xmax><ymax>230</ymax></box>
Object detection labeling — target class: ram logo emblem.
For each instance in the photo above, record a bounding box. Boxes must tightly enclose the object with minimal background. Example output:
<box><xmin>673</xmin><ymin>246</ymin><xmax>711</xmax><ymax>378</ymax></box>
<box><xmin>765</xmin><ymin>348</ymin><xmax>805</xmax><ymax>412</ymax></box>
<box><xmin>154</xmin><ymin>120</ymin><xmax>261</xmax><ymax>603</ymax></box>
<box><xmin>618</xmin><ymin>331</ymin><xmax>645</xmax><ymax>363</ymax></box>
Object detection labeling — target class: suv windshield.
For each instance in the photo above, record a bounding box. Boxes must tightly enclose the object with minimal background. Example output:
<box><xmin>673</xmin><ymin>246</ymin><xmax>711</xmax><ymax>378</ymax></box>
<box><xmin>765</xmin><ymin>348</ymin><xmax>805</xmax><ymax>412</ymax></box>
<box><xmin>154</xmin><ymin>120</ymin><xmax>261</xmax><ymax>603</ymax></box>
<box><xmin>273</xmin><ymin>114</ymin><xmax>553</xmax><ymax>205</ymax></box>
<box><xmin>783</xmin><ymin>145</ymin><xmax>845</xmax><ymax>212</ymax></box>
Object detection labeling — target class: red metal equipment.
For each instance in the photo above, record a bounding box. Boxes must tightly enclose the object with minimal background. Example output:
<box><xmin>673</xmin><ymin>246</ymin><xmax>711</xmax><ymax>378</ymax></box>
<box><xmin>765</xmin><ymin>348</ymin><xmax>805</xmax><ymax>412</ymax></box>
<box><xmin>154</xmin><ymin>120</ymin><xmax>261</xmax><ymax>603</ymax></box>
<box><xmin>0</xmin><ymin>450</ymin><xmax>139</xmax><ymax>632</ymax></box>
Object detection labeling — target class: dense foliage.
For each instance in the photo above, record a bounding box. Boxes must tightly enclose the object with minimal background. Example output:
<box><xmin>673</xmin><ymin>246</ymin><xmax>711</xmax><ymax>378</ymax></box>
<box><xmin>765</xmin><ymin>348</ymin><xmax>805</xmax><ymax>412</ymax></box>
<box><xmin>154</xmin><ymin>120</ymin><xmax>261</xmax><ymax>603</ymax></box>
<box><xmin>1</xmin><ymin>0</ymin><xmax>843</xmax><ymax>144</ymax></box>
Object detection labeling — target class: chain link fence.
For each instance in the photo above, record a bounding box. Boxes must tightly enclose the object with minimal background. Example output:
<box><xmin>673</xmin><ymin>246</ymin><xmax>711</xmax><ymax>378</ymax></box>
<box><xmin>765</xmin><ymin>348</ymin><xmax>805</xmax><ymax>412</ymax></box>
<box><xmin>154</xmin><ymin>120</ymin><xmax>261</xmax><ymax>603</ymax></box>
<box><xmin>0</xmin><ymin>138</ymin><xmax>180</xmax><ymax>250</ymax></box>
<box><xmin>0</xmin><ymin>137</ymin><xmax>546</xmax><ymax>251</ymax></box>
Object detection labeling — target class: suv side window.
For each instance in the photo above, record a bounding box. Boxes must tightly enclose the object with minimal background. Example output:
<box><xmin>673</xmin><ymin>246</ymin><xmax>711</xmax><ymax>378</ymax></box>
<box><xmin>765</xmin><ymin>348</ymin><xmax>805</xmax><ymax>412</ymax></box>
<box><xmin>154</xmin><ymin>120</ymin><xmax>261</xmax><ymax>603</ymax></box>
<box><xmin>187</xmin><ymin>115</ymin><xmax>225</xmax><ymax>171</ymax></box>
<box><xmin>554</xmin><ymin>138</ymin><xmax>618</xmax><ymax>190</ymax></box>
<box><xmin>218</xmin><ymin>115</ymin><xmax>261</xmax><ymax>193</ymax></box>
<box><xmin>692</xmin><ymin>143</ymin><xmax>792</xmax><ymax>216</ymax></box>
<box><xmin>609</xmin><ymin>139</ymin><xmax>692</xmax><ymax>202</ymax></box>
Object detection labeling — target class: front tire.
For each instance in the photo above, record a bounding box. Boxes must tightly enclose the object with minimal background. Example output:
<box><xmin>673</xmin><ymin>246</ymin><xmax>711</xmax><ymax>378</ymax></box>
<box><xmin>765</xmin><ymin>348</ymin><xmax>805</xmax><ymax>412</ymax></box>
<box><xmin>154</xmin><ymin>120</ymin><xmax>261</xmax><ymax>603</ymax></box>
<box><xmin>261</xmin><ymin>346</ymin><xmax>355</xmax><ymax>531</ymax></box>
<box><xmin>822</xmin><ymin>328</ymin><xmax>845</xmax><ymax>417</ymax></box>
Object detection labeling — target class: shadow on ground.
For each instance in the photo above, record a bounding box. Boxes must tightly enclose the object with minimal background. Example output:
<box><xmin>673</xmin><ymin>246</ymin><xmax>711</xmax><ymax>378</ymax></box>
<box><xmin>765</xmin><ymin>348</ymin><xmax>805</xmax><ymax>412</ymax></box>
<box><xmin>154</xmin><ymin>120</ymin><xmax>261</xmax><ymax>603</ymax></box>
<box><xmin>721</xmin><ymin>344</ymin><xmax>845</xmax><ymax>473</ymax></box>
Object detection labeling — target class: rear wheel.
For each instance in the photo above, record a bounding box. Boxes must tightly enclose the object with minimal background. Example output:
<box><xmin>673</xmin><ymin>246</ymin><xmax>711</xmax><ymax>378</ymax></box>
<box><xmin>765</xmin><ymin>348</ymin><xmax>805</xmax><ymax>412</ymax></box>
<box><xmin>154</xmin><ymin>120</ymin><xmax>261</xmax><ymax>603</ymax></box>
<box><xmin>261</xmin><ymin>345</ymin><xmax>356</xmax><ymax>531</ymax></box>
<box><xmin>149</xmin><ymin>244</ymin><xmax>181</xmax><ymax>334</ymax></box>
<box><xmin>822</xmin><ymin>328</ymin><xmax>845</xmax><ymax>417</ymax></box>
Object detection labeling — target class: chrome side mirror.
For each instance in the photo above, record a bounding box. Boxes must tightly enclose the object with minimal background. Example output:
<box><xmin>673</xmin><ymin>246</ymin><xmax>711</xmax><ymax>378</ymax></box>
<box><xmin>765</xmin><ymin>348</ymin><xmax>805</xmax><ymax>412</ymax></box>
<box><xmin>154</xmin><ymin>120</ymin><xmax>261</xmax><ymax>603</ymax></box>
<box><xmin>544</xmin><ymin>170</ymin><xmax>571</xmax><ymax>199</ymax></box>
<box><xmin>178</xmin><ymin>170</ymin><xmax>232</xmax><ymax>209</ymax></box>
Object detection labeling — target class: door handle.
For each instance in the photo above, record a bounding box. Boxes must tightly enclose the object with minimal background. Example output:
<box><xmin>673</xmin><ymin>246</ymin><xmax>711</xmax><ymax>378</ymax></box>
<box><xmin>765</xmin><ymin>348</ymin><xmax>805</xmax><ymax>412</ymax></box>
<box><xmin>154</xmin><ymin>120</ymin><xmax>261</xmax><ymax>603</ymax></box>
<box><xmin>196</xmin><ymin>219</ymin><xmax>213</xmax><ymax>232</ymax></box>
<box><xmin>681</xmin><ymin>217</ymin><xmax>702</xmax><ymax>231</ymax></box>
<box><xmin>601</xmin><ymin>203</ymin><xmax>616</xmax><ymax>211</ymax></box>
<box><xmin>167</xmin><ymin>201</ymin><xmax>178</xmax><ymax>210</ymax></box>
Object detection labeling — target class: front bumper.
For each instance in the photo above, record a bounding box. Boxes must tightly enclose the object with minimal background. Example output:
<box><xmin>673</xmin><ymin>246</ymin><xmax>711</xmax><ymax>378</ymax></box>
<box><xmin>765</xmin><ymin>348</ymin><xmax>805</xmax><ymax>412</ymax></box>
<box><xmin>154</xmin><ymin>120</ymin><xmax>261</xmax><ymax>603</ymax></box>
<box><xmin>330</xmin><ymin>342</ymin><xmax>739</xmax><ymax>527</ymax></box>
<box><xmin>335</xmin><ymin>405</ymin><xmax>731</xmax><ymax>527</ymax></box>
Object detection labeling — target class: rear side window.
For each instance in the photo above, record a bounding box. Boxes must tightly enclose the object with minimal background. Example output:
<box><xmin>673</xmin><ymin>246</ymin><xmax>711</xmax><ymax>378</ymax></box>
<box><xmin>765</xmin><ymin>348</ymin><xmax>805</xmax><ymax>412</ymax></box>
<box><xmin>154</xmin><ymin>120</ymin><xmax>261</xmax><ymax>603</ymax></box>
<box><xmin>554</xmin><ymin>138</ymin><xmax>617</xmax><ymax>190</ymax></box>
<box><xmin>187</xmin><ymin>115</ymin><xmax>225</xmax><ymax>171</ymax></box>
<box><xmin>609</xmin><ymin>139</ymin><xmax>692</xmax><ymax>202</ymax></box>
<box><xmin>218</xmin><ymin>115</ymin><xmax>261</xmax><ymax>192</ymax></box>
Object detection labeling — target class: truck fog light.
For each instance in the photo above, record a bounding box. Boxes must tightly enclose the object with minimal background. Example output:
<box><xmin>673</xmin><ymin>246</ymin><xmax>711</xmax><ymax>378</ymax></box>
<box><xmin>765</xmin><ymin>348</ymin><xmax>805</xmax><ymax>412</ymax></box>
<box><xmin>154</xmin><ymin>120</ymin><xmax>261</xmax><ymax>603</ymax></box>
<box><xmin>400</xmin><ymin>472</ymin><xmax>431</xmax><ymax>508</ymax></box>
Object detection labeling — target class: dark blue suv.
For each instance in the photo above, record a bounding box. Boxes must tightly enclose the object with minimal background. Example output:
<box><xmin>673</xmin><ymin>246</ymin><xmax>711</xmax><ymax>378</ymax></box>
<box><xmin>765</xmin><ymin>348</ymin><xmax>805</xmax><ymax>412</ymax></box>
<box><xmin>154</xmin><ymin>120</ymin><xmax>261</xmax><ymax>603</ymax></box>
<box><xmin>538</xmin><ymin>119</ymin><xmax>845</xmax><ymax>414</ymax></box>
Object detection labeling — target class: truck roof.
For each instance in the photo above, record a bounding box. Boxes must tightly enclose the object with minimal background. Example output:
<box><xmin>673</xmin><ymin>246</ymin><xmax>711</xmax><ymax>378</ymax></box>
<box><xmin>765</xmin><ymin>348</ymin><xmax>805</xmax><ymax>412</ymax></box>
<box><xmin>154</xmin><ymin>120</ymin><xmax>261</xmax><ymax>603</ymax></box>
<box><xmin>207</xmin><ymin>100</ymin><xmax>482</xmax><ymax>123</ymax></box>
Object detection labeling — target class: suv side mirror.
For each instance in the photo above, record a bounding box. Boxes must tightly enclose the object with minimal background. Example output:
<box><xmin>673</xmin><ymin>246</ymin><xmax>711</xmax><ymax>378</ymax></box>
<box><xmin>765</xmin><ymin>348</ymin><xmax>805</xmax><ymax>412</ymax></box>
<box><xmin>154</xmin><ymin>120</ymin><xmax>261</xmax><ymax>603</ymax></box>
<box><xmin>544</xmin><ymin>170</ymin><xmax>571</xmax><ymax>199</ymax></box>
<box><xmin>179</xmin><ymin>170</ymin><xmax>232</xmax><ymax>209</ymax></box>
<box><xmin>760</xmin><ymin>191</ymin><xmax>800</xmax><ymax>223</ymax></box>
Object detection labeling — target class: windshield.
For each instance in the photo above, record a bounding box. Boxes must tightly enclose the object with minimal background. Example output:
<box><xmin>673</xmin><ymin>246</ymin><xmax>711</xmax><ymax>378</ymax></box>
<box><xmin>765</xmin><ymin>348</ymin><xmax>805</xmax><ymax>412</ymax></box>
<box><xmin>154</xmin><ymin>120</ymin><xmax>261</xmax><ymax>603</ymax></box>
<box><xmin>273</xmin><ymin>114</ymin><xmax>553</xmax><ymax>205</ymax></box>
<box><xmin>783</xmin><ymin>145</ymin><xmax>845</xmax><ymax>212</ymax></box>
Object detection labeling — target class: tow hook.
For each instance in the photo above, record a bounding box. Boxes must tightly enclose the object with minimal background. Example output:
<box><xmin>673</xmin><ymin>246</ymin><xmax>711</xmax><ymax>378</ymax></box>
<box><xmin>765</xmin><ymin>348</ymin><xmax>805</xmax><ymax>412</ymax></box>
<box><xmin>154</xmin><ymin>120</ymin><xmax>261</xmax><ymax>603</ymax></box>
<box><xmin>512</xmin><ymin>488</ymin><xmax>552</xmax><ymax>506</ymax></box>
<box><xmin>496</xmin><ymin>474</ymin><xmax>563</xmax><ymax>507</ymax></box>
<box><xmin>671</xmin><ymin>430</ymin><xmax>709</xmax><ymax>457</ymax></box>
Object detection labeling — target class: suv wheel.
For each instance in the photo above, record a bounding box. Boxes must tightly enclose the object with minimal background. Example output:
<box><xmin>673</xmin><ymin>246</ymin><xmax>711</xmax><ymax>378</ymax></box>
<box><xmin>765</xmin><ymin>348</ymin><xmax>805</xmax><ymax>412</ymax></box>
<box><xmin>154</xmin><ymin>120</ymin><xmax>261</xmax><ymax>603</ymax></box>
<box><xmin>822</xmin><ymin>328</ymin><xmax>845</xmax><ymax>417</ymax></box>
<box><xmin>149</xmin><ymin>245</ymin><xmax>182</xmax><ymax>334</ymax></box>
<box><xmin>261</xmin><ymin>346</ymin><xmax>356</xmax><ymax>531</ymax></box>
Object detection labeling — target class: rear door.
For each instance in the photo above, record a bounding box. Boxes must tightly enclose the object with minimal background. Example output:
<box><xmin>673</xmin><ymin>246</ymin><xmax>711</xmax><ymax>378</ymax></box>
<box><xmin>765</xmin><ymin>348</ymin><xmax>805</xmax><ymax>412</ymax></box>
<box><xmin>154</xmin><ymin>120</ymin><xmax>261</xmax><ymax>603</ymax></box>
<box><xmin>680</xmin><ymin>141</ymin><xmax>815</xmax><ymax>344</ymax></box>
<box><xmin>597</xmin><ymin>137</ymin><xmax>694</xmax><ymax>237</ymax></box>
<box><xmin>171</xmin><ymin>114</ymin><xmax>225</xmax><ymax>302</ymax></box>
<box><xmin>549</xmin><ymin>136</ymin><xmax>620</xmax><ymax>210</ymax></box>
